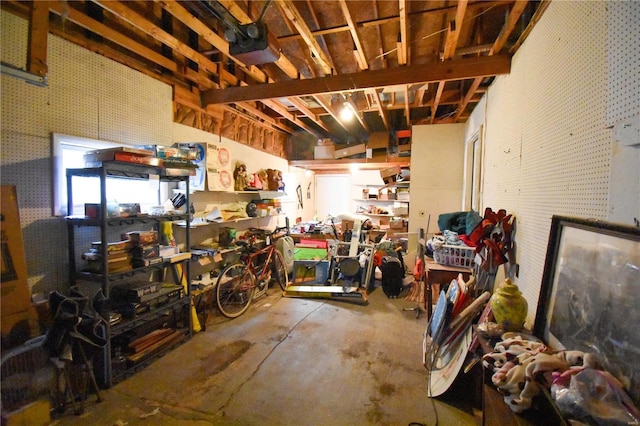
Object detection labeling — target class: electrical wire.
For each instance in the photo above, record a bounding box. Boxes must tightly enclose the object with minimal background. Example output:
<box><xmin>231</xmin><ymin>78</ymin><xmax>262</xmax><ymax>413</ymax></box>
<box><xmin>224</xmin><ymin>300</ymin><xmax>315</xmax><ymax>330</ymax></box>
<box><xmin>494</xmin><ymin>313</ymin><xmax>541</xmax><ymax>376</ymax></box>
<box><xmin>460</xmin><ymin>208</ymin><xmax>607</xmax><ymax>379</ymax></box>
<box><xmin>374</xmin><ymin>5</ymin><xmax>499</xmax><ymax>62</ymax></box>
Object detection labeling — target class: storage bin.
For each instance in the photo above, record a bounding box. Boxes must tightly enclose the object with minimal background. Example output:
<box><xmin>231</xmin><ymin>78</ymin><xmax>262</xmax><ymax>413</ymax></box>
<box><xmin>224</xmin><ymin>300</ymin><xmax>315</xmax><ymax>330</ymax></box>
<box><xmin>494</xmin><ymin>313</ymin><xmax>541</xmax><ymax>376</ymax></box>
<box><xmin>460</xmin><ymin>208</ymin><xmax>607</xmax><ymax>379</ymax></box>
<box><xmin>433</xmin><ymin>244</ymin><xmax>475</xmax><ymax>268</ymax></box>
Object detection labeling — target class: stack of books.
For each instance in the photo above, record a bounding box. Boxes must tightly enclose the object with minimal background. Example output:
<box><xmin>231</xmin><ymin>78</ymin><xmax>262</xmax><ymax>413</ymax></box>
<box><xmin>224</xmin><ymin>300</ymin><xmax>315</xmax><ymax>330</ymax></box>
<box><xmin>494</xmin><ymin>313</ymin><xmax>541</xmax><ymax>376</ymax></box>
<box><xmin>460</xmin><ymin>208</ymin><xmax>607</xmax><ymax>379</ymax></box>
<box><xmin>122</xmin><ymin>231</ymin><xmax>162</xmax><ymax>268</ymax></box>
<box><xmin>82</xmin><ymin>240</ymin><xmax>133</xmax><ymax>274</ymax></box>
<box><xmin>83</xmin><ymin>146</ymin><xmax>163</xmax><ymax>167</ymax></box>
<box><xmin>83</xmin><ymin>145</ymin><xmax>198</xmax><ymax>175</ymax></box>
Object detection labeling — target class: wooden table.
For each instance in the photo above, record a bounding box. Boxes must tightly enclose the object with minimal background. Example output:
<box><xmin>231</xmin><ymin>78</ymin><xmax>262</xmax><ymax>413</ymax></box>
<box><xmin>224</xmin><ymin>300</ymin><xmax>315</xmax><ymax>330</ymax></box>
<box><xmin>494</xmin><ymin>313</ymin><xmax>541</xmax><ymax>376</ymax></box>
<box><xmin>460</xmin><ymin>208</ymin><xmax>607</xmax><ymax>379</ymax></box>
<box><xmin>424</xmin><ymin>258</ymin><xmax>472</xmax><ymax>318</ymax></box>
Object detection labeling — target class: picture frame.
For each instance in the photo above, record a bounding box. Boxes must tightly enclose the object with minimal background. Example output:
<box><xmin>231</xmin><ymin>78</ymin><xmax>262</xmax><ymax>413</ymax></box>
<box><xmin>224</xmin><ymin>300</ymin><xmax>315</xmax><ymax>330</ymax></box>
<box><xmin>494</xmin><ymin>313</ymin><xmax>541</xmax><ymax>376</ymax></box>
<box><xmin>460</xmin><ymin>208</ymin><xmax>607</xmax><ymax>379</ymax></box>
<box><xmin>533</xmin><ymin>215</ymin><xmax>640</xmax><ymax>405</ymax></box>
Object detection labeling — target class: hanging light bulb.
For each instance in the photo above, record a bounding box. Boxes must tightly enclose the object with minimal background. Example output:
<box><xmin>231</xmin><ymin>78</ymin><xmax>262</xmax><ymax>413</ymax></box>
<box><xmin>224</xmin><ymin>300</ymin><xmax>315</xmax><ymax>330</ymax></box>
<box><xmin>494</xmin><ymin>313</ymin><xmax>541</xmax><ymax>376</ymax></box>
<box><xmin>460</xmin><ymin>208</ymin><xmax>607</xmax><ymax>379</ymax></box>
<box><xmin>340</xmin><ymin>101</ymin><xmax>354</xmax><ymax>121</ymax></box>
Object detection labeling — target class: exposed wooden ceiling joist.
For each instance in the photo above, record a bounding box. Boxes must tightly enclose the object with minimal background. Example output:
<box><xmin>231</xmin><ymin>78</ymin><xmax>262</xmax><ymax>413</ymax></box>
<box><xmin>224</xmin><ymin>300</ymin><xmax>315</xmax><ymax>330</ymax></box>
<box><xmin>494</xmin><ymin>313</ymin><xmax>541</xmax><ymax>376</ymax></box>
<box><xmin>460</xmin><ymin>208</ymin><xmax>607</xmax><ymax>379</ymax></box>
<box><xmin>2</xmin><ymin>0</ymin><xmax>546</xmax><ymax>148</ymax></box>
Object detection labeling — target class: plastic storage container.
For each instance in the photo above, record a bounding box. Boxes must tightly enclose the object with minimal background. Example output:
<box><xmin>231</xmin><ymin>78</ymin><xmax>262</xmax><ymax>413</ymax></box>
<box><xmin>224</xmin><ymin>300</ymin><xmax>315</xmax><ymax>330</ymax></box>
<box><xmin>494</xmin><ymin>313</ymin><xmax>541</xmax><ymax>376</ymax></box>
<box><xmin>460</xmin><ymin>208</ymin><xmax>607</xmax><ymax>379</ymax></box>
<box><xmin>433</xmin><ymin>244</ymin><xmax>475</xmax><ymax>268</ymax></box>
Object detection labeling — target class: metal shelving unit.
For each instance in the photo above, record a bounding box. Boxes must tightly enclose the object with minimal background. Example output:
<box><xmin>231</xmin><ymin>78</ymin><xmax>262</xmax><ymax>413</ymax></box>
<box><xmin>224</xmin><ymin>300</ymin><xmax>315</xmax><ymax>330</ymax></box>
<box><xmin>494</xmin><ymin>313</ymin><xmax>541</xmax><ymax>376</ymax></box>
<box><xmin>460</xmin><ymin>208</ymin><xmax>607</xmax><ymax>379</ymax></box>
<box><xmin>66</xmin><ymin>161</ymin><xmax>192</xmax><ymax>388</ymax></box>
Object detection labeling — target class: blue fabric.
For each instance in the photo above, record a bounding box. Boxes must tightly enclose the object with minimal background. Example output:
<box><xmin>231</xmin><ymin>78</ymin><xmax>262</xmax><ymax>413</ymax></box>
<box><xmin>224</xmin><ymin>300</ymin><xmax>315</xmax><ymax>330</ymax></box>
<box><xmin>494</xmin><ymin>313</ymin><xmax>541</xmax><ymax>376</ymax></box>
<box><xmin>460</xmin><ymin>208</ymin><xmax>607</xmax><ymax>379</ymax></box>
<box><xmin>466</xmin><ymin>210</ymin><xmax>483</xmax><ymax>235</ymax></box>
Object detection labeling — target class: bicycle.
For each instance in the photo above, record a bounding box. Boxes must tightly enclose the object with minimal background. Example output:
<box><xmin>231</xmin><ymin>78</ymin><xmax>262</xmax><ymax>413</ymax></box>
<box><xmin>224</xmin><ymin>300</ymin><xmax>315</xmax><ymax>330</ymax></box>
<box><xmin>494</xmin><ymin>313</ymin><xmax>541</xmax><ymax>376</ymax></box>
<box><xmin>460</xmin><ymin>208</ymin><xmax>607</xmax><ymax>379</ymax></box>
<box><xmin>215</xmin><ymin>226</ymin><xmax>290</xmax><ymax>318</ymax></box>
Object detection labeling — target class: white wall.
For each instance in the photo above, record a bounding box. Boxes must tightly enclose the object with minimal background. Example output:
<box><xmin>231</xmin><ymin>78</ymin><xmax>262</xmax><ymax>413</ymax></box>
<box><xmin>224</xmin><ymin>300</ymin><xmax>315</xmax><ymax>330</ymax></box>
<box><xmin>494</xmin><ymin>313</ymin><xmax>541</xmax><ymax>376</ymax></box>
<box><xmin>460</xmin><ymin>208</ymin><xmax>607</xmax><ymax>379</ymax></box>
<box><xmin>408</xmin><ymin>124</ymin><xmax>466</xmax><ymax>240</ymax></box>
<box><xmin>465</xmin><ymin>1</ymin><xmax>640</xmax><ymax>328</ymax></box>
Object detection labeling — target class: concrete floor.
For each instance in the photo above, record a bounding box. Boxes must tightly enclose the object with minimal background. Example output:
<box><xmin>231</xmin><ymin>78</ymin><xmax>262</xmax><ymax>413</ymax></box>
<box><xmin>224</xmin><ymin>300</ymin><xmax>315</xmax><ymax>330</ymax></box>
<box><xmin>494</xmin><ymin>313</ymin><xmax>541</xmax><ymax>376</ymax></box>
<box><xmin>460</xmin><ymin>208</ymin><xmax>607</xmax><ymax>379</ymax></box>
<box><xmin>51</xmin><ymin>286</ymin><xmax>479</xmax><ymax>426</ymax></box>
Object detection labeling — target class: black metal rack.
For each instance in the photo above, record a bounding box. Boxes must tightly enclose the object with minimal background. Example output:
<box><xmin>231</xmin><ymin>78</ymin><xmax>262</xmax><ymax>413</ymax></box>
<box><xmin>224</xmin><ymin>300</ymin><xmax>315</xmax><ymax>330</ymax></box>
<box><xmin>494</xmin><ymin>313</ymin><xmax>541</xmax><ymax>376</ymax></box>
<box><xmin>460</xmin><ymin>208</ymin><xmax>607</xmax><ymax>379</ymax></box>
<box><xmin>65</xmin><ymin>161</ymin><xmax>192</xmax><ymax>388</ymax></box>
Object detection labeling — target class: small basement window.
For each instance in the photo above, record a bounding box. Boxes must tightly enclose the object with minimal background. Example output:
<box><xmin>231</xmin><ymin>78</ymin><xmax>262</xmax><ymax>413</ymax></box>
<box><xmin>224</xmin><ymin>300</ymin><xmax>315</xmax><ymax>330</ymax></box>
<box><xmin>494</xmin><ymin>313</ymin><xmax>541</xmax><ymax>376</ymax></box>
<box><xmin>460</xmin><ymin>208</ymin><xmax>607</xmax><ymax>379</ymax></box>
<box><xmin>51</xmin><ymin>133</ymin><xmax>166</xmax><ymax>216</ymax></box>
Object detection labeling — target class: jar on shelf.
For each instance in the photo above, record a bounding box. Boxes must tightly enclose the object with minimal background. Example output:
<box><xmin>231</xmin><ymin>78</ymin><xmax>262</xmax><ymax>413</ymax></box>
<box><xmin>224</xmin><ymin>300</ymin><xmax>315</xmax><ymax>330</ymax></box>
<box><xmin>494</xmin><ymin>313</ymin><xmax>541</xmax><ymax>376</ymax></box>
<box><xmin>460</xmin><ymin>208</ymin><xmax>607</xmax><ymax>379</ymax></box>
<box><xmin>490</xmin><ymin>278</ymin><xmax>528</xmax><ymax>332</ymax></box>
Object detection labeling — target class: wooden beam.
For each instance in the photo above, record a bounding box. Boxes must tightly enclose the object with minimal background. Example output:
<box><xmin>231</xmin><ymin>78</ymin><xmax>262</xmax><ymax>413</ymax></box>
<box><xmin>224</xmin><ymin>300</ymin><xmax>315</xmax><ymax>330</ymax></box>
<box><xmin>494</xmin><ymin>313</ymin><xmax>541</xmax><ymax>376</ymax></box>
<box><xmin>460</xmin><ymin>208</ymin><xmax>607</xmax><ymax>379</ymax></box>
<box><xmin>366</xmin><ymin>88</ymin><xmax>389</xmax><ymax>130</ymax></box>
<box><xmin>442</xmin><ymin>0</ymin><xmax>468</xmax><ymax>59</ymax></box>
<box><xmin>397</xmin><ymin>0</ymin><xmax>408</xmax><ymax>65</ymax></box>
<box><xmin>217</xmin><ymin>0</ymin><xmax>252</xmax><ymax>24</ymax></box>
<box><xmin>236</xmin><ymin>108</ymin><xmax>292</xmax><ymax>135</ymax></box>
<box><xmin>260</xmin><ymin>99</ymin><xmax>325</xmax><ymax>138</ymax></box>
<box><xmin>155</xmin><ymin>0</ymin><xmax>269</xmax><ymax>84</ymax></box>
<box><xmin>432</xmin><ymin>0</ymin><xmax>467</xmax><ymax>123</ymax></box>
<box><xmin>27</xmin><ymin>1</ymin><xmax>49</xmax><ymax>77</ymax></box>
<box><xmin>490</xmin><ymin>0</ymin><xmax>529</xmax><ymax>55</ymax></box>
<box><xmin>313</xmin><ymin>94</ymin><xmax>352</xmax><ymax>134</ymax></box>
<box><xmin>48</xmin><ymin>2</ymin><xmax>181</xmax><ymax>74</ymax></box>
<box><xmin>276</xmin><ymin>1</ymin><xmax>333</xmax><ymax>75</ymax></box>
<box><xmin>347</xmin><ymin>96</ymin><xmax>370</xmax><ymax>132</ymax></box>
<box><xmin>202</xmin><ymin>55</ymin><xmax>511</xmax><ymax>105</ymax></box>
<box><xmin>275</xmin><ymin>1</ymin><xmax>513</xmax><ymax>41</ymax></box>
<box><xmin>403</xmin><ymin>85</ymin><xmax>411</xmax><ymax>127</ymax></box>
<box><xmin>286</xmin><ymin>98</ymin><xmax>331</xmax><ymax>132</ymax></box>
<box><xmin>454</xmin><ymin>1</ymin><xmax>528</xmax><ymax>121</ymax></box>
<box><xmin>233</xmin><ymin>103</ymin><xmax>296</xmax><ymax>134</ymax></box>
<box><xmin>93</xmin><ymin>1</ymin><xmax>222</xmax><ymax>78</ymax></box>
<box><xmin>339</xmin><ymin>0</ymin><xmax>368</xmax><ymax>70</ymax></box>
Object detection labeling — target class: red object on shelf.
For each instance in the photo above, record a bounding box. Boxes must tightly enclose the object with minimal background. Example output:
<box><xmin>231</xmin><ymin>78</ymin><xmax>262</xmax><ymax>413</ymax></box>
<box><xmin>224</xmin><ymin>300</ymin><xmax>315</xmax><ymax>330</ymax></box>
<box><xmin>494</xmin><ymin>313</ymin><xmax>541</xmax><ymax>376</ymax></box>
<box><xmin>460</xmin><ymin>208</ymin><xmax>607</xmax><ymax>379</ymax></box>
<box><xmin>396</xmin><ymin>129</ymin><xmax>411</xmax><ymax>138</ymax></box>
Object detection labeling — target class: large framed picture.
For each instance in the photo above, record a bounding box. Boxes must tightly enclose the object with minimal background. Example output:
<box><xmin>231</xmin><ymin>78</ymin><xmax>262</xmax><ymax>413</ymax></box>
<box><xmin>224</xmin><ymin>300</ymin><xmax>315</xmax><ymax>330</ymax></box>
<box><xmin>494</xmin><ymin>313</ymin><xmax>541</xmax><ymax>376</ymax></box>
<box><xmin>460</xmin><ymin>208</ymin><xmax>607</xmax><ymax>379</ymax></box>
<box><xmin>533</xmin><ymin>215</ymin><xmax>640</xmax><ymax>405</ymax></box>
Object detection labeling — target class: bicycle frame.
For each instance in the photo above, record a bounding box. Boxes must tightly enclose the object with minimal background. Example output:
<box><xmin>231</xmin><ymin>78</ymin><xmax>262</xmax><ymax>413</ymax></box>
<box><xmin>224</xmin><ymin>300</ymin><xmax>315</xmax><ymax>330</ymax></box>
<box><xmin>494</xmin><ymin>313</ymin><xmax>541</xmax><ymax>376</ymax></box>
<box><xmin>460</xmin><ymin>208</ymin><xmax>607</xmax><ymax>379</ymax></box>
<box><xmin>241</xmin><ymin>235</ymin><xmax>279</xmax><ymax>298</ymax></box>
<box><xmin>215</xmin><ymin>226</ymin><xmax>290</xmax><ymax>318</ymax></box>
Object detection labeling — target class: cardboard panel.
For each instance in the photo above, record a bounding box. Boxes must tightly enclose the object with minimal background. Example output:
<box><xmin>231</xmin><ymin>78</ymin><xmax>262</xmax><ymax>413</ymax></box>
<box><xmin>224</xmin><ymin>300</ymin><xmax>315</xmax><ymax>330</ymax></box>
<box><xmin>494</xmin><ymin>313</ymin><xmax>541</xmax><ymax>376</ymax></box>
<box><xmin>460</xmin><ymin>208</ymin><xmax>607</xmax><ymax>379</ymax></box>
<box><xmin>367</xmin><ymin>132</ymin><xmax>389</xmax><ymax>149</ymax></box>
<box><xmin>334</xmin><ymin>143</ymin><xmax>366</xmax><ymax>159</ymax></box>
<box><xmin>1</xmin><ymin>186</ymin><xmax>31</xmax><ymax>317</ymax></box>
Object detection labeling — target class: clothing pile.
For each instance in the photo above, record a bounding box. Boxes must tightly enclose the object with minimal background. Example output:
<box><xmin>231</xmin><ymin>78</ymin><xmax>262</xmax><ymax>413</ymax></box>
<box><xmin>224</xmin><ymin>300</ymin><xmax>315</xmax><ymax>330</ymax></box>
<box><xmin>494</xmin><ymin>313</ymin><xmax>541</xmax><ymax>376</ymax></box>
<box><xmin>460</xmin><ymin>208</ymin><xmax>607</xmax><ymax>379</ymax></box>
<box><xmin>482</xmin><ymin>333</ymin><xmax>640</xmax><ymax>424</ymax></box>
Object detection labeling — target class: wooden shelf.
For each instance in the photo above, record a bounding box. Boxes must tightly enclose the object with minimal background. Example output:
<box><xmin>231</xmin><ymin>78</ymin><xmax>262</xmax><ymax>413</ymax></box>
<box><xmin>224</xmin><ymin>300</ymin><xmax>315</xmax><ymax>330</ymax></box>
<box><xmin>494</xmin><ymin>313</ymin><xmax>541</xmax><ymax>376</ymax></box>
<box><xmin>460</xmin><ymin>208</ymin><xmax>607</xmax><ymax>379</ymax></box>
<box><xmin>290</xmin><ymin>158</ymin><xmax>410</xmax><ymax>173</ymax></box>
<box><xmin>204</xmin><ymin>190</ymin><xmax>286</xmax><ymax>198</ymax></box>
<box><xmin>361</xmin><ymin>213</ymin><xmax>408</xmax><ymax>218</ymax></box>
<box><xmin>355</xmin><ymin>198</ymin><xmax>409</xmax><ymax>203</ymax></box>
<box><xmin>175</xmin><ymin>214</ymin><xmax>283</xmax><ymax>228</ymax></box>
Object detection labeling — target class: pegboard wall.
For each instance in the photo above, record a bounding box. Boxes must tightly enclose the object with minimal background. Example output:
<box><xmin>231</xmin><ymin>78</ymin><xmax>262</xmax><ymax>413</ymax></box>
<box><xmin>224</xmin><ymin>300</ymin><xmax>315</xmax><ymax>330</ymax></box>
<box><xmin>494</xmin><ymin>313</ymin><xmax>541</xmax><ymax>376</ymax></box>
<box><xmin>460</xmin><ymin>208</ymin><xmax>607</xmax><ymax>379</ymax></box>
<box><xmin>1</xmin><ymin>10</ymin><xmax>294</xmax><ymax>296</ymax></box>
<box><xmin>0</xmin><ymin>10</ymin><xmax>171</xmax><ymax>295</ymax></box>
<box><xmin>475</xmin><ymin>1</ymin><xmax>618</xmax><ymax>326</ymax></box>
<box><xmin>606</xmin><ymin>1</ymin><xmax>640</xmax><ymax>126</ymax></box>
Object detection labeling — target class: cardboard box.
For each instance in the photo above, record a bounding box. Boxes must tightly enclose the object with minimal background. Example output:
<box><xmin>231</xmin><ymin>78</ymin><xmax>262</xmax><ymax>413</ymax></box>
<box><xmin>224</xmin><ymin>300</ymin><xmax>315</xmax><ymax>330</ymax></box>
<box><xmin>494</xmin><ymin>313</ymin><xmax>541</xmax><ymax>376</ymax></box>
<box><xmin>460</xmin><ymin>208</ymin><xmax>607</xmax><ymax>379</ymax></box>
<box><xmin>390</xmin><ymin>219</ymin><xmax>406</xmax><ymax>229</ymax></box>
<box><xmin>0</xmin><ymin>306</ymin><xmax>39</xmax><ymax>343</ymax></box>
<box><xmin>367</xmin><ymin>149</ymin><xmax>388</xmax><ymax>162</ymax></box>
<box><xmin>334</xmin><ymin>143</ymin><xmax>366</xmax><ymax>159</ymax></box>
<box><xmin>380</xmin><ymin>165</ymin><xmax>401</xmax><ymax>183</ymax></box>
<box><xmin>314</xmin><ymin>143</ymin><xmax>335</xmax><ymax>159</ymax></box>
<box><xmin>367</xmin><ymin>132</ymin><xmax>389</xmax><ymax>149</ymax></box>
<box><xmin>398</xmin><ymin>143</ymin><xmax>411</xmax><ymax>153</ymax></box>
<box><xmin>4</xmin><ymin>399</ymin><xmax>51</xmax><ymax>426</ymax></box>
<box><xmin>394</xmin><ymin>206</ymin><xmax>409</xmax><ymax>216</ymax></box>
<box><xmin>1</xmin><ymin>186</ymin><xmax>32</xmax><ymax>317</ymax></box>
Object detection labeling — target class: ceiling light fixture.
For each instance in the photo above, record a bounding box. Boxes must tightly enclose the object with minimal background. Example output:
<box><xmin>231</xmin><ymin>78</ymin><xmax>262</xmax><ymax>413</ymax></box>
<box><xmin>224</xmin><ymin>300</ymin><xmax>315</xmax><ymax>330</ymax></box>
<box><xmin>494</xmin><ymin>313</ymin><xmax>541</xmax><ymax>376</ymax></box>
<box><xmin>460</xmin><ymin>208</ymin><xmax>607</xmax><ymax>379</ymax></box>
<box><xmin>340</xmin><ymin>101</ymin><xmax>354</xmax><ymax>122</ymax></box>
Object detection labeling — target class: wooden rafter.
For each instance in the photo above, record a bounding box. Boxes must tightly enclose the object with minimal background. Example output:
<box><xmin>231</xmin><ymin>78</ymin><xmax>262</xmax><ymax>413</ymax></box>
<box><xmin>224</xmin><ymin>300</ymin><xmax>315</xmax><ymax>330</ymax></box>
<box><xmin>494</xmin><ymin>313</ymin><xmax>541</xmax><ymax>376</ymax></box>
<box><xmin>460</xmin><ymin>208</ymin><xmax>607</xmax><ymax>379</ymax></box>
<box><xmin>313</xmin><ymin>94</ymin><xmax>354</xmax><ymax>135</ymax></box>
<box><xmin>431</xmin><ymin>0</ymin><xmax>468</xmax><ymax>123</ymax></box>
<box><xmin>233</xmin><ymin>103</ymin><xmax>296</xmax><ymax>134</ymax></box>
<box><xmin>339</xmin><ymin>0</ymin><xmax>368</xmax><ymax>70</ymax></box>
<box><xmin>277</xmin><ymin>1</ymin><xmax>333</xmax><ymax>76</ymax></box>
<box><xmin>305</xmin><ymin>0</ymin><xmax>337</xmax><ymax>74</ymax></box>
<box><xmin>397</xmin><ymin>0</ymin><xmax>408</xmax><ymax>65</ymax></box>
<box><xmin>220</xmin><ymin>0</ymin><xmax>300</xmax><ymax>80</ymax></box>
<box><xmin>366</xmin><ymin>88</ymin><xmax>389</xmax><ymax>130</ymax></box>
<box><xmin>91</xmin><ymin>1</ymin><xmax>222</xmax><ymax>79</ymax></box>
<box><xmin>347</xmin><ymin>94</ymin><xmax>370</xmax><ymax>132</ymax></box>
<box><xmin>47</xmin><ymin>1</ymin><xmax>213</xmax><ymax>88</ymax></box>
<box><xmin>27</xmin><ymin>1</ymin><xmax>48</xmax><ymax>77</ymax></box>
<box><xmin>259</xmin><ymin>99</ymin><xmax>324</xmax><ymax>138</ymax></box>
<box><xmin>403</xmin><ymin>85</ymin><xmax>410</xmax><ymax>127</ymax></box>
<box><xmin>154</xmin><ymin>0</ymin><xmax>268</xmax><ymax>84</ymax></box>
<box><xmin>454</xmin><ymin>0</ymin><xmax>528</xmax><ymax>121</ymax></box>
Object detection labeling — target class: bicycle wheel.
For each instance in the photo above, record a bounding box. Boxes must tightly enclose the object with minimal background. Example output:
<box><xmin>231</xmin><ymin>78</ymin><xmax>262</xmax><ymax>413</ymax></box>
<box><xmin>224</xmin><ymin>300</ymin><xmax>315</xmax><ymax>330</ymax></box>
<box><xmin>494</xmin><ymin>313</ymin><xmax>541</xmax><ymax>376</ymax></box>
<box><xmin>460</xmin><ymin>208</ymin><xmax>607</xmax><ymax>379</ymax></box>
<box><xmin>271</xmin><ymin>250</ymin><xmax>290</xmax><ymax>291</ymax></box>
<box><xmin>216</xmin><ymin>263</ymin><xmax>256</xmax><ymax>318</ymax></box>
